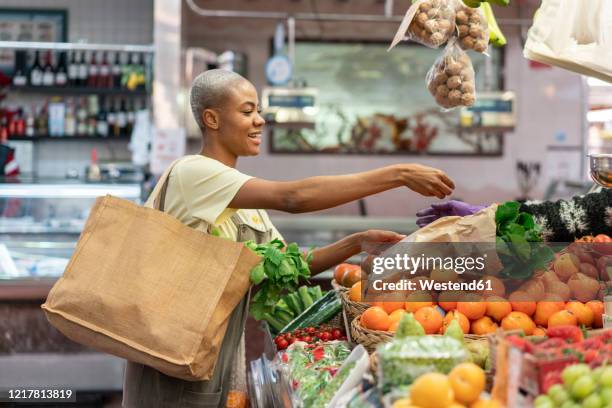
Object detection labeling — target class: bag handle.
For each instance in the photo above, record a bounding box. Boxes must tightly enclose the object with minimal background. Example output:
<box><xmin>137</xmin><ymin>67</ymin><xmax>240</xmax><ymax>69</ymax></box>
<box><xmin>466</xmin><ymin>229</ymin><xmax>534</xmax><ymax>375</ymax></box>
<box><xmin>144</xmin><ymin>158</ymin><xmax>184</xmax><ymax>211</ymax></box>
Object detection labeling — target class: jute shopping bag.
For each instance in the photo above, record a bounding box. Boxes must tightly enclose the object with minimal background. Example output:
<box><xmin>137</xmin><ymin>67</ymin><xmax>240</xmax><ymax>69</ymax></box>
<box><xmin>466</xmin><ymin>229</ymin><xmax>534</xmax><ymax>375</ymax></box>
<box><xmin>41</xmin><ymin>160</ymin><xmax>261</xmax><ymax>381</ymax></box>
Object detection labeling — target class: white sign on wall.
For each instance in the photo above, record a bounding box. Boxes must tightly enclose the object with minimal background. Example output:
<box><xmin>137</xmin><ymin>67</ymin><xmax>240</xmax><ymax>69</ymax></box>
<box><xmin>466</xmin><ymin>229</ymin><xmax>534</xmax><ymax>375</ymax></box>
<box><xmin>150</xmin><ymin>127</ymin><xmax>186</xmax><ymax>175</ymax></box>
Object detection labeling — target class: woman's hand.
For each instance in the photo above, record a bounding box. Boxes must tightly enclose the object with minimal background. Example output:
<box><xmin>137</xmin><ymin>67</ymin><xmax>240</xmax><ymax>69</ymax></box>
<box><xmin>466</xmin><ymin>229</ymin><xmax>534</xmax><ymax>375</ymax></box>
<box><xmin>395</xmin><ymin>164</ymin><xmax>455</xmax><ymax>199</ymax></box>
<box><xmin>354</xmin><ymin>229</ymin><xmax>406</xmax><ymax>253</ymax></box>
<box><xmin>415</xmin><ymin>200</ymin><xmax>487</xmax><ymax>227</ymax></box>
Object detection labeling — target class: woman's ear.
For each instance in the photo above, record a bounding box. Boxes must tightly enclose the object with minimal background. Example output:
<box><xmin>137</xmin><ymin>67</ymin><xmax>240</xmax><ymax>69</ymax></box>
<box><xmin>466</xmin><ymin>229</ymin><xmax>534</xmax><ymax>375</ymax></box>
<box><xmin>202</xmin><ymin>109</ymin><xmax>219</xmax><ymax>130</ymax></box>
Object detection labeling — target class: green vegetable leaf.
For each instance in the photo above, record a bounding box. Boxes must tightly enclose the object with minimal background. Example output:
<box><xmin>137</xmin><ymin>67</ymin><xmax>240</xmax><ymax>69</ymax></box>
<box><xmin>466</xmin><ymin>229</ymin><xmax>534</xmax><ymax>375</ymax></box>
<box><xmin>250</xmin><ymin>263</ymin><xmax>266</xmax><ymax>285</ymax></box>
<box><xmin>495</xmin><ymin>201</ymin><xmax>520</xmax><ymax>227</ymax></box>
<box><xmin>516</xmin><ymin>213</ymin><xmax>535</xmax><ymax>230</ymax></box>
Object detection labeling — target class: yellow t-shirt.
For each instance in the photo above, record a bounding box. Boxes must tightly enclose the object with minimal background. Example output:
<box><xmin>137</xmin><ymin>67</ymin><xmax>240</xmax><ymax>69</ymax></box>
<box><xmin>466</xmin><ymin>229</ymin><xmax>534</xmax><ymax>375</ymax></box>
<box><xmin>163</xmin><ymin>155</ymin><xmax>282</xmax><ymax>242</ymax></box>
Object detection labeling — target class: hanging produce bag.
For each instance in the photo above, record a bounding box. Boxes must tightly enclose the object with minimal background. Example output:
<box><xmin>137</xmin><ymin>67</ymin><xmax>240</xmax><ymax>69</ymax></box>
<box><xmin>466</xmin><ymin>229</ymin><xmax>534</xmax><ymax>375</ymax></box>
<box><xmin>388</xmin><ymin>0</ymin><xmax>456</xmax><ymax>50</ymax></box>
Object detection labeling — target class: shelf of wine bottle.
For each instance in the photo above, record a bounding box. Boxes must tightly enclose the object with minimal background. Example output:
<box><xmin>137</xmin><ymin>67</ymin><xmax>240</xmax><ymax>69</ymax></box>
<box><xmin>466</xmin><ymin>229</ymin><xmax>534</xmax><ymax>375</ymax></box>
<box><xmin>8</xmin><ymin>135</ymin><xmax>131</xmax><ymax>141</ymax></box>
<box><xmin>9</xmin><ymin>85</ymin><xmax>148</xmax><ymax>96</ymax></box>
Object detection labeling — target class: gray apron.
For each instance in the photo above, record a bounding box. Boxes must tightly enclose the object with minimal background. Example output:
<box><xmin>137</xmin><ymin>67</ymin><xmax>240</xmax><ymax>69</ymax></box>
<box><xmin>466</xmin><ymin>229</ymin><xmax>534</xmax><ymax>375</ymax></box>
<box><xmin>122</xmin><ymin>213</ymin><xmax>272</xmax><ymax>408</ymax></box>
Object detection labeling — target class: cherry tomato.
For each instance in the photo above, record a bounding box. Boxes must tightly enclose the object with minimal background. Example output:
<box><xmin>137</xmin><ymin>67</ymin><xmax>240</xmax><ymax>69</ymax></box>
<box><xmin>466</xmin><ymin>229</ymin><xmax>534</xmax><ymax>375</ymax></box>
<box><xmin>302</xmin><ymin>335</ymin><xmax>312</xmax><ymax>343</ymax></box>
<box><xmin>276</xmin><ymin>339</ymin><xmax>289</xmax><ymax>350</ymax></box>
<box><xmin>331</xmin><ymin>329</ymin><xmax>342</xmax><ymax>340</ymax></box>
<box><xmin>305</xmin><ymin>327</ymin><xmax>316</xmax><ymax>334</ymax></box>
<box><xmin>319</xmin><ymin>332</ymin><xmax>331</xmax><ymax>341</ymax></box>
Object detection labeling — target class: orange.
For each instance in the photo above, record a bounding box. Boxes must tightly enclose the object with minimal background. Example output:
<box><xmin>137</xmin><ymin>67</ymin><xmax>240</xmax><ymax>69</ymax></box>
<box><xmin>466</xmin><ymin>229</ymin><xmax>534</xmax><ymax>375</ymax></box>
<box><xmin>410</xmin><ymin>372</ymin><xmax>455</xmax><ymax>408</ymax></box>
<box><xmin>586</xmin><ymin>300</ymin><xmax>604</xmax><ymax>328</ymax></box>
<box><xmin>361</xmin><ymin>306</ymin><xmax>390</xmax><ymax>331</ymax></box>
<box><xmin>509</xmin><ymin>291</ymin><xmax>537</xmax><ymax>316</ymax></box>
<box><xmin>389</xmin><ymin>309</ymin><xmax>406</xmax><ymax>325</ymax></box>
<box><xmin>565</xmin><ymin>301</ymin><xmax>594</xmax><ymax>327</ymax></box>
<box><xmin>534</xmin><ymin>301</ymin><xmax>565</xmax><ymax>327</ymax></box>
<box><xmin>404</xmin><ymin>292</ymin><xmax>434</xmax><ymax>313</ymax></box>
<box><xmin>442</xmin><ymin>310</ymin><xmax>470</xmax><ymax>334</ymax></box>
<box><xmin>485</xmin><ymin>296</ymin><xmax>512</xmax><ymax>322</ymax></box>
<box><xmin>349</xmin><ymin>281</ymin><xmax>362</xmax><ymax>302</ymax></box>
<box><xmin>532</xmin><ymin>327</ymin><xmax>547</xmax><ymax>336</ymax></box>
<box><xmin>438</xmin><ymin>290</ymin><xmax>462</xmax><ymax>311</ymax></box>
<box><xmin>415</xmin><ymin>306</ymin><xmax>444</xmax><ymax>335</ymax></box>
<box><xmin>470</xmin><ymin>316</ymin><xmax>498</xmax><ymax>335</ymax></box>
<box><xmin>457</xmin><ymin>295</ymin><xmax>487</xmax><ymax>321</ymax></box>
<box><xmin>388</xmin><ymin>320</ymin><xmax>400</xmax><ymax>333</ymax></box>
<box><xmin>448</xmin><ymin>362</ymin><xmax>486</xmax><ymax>405</ymax></box>
<box><xmin>501</xmin><ymin>311</ymin><xmax>536</xmax><ymax>335</ymax></box>
<box><xmin>548</xmin><ymin>309</ymin><xmax>577</xmax><ymax>328</ymax></box>
<box><xmin>380</xmin><ymin>301</ymin><xmax>406</xmax><ymax>314</ymax></box>
<box><xmin>341</xmin><ymin>266</ymin><xmax>362</xmax><ymax>288</ymax></box>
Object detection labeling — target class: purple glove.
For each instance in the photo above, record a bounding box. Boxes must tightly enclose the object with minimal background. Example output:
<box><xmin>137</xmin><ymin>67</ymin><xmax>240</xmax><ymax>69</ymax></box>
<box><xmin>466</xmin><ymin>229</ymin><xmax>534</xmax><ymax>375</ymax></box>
<box><xmin>415</xmin><ymin>200</ymin><xmax>487</xmax><ymax>228</ymax></box>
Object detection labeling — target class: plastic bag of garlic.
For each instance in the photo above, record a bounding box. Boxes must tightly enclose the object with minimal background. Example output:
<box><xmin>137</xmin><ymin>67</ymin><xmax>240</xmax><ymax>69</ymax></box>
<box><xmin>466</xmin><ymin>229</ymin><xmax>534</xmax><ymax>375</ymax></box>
<box><xmin>426</xmin><ymin>39</ymin><xmax>476</xmax><ymax>109</ymax></box>
<box><xmin>388</xmin><ymin>0</ymin><xmax>456</xmax><ymax>50</ymax></box>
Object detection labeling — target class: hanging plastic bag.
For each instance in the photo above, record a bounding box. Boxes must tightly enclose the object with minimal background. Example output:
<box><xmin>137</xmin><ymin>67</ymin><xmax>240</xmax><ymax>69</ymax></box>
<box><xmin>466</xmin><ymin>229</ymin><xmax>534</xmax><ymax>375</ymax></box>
<box><xmin>524</xmin><ymin>0</ymin><xmax>612</xmax><ymax>83</ymax></box>
<box><xmin>455</xmin><ymin>1</ymin><xmax>489</xmax><ymax>53</ymax></box>
<box><xmin>426</xmin><ymin>39</ymin><xmax>476</xmax><ymax>109</ymax></box>
<box><xmin>389</xmin><ymin>0</ymin><xmax>456</xmax><ymax>50</ymax></box>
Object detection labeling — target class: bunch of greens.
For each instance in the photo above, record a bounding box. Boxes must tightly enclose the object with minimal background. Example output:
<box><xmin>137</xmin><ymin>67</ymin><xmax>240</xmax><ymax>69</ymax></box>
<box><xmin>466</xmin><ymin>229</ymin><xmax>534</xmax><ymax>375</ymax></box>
<box><xmin>495</xmin><ymin>201</ymin><xmax>554</xmax><ymax>279</ymax></box>
<box><xmin>246</xmin><ymin>239</ymin><xmax>313</xmax><ymax>321</ymax></box>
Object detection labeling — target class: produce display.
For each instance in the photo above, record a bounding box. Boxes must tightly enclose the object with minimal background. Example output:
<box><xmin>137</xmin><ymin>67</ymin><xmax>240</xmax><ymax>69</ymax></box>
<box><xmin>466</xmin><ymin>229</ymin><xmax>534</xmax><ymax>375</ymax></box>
<box><xmin>534</xmin><ymin>364</ymin><xmax>612</xmax><ymax>408</ymax></box>
<box><xmin>407</xmin><ymin>0</ymin><xmax>456</xmax><ymax>49</ymax></box>
<box><xmin>426</xmin><ymin>40</ymin><xmax>476</xmax><ymax>109</ymax></box>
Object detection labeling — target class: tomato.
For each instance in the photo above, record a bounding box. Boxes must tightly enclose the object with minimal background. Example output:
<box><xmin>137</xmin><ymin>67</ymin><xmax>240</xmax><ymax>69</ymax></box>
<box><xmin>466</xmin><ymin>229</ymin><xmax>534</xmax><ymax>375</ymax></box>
<box><xmin>305</xmin><ymin>327</ymin><xmax>316</xmax><ymax>334</ymax></box>
<box><xmin>331</xmin><ymin>329</ymin><xmax>342</xmax><ymax>340</ymax></box>
<box><xmin>302</xmin><ymin>335</ymin><xmax>312</xmax><ymax>343</ymax></box>
<box><xmin>276</xmin><ymin>339</ymin><xmax>288</xmax><ymax>350</ymax></box>
<box><xmin>547</xmin><ymin>326</ymin><xmax>584</xmax><ymax>343</ymax></box>
<box><xmin>318</xmin><ymin>331</ymin><xmax>331</xmax><ymax>341</ymax></box>
<box><xmin>334</xmin><ymin>263</ymin><xmax>359</xmax><ymax>284</ymax></box>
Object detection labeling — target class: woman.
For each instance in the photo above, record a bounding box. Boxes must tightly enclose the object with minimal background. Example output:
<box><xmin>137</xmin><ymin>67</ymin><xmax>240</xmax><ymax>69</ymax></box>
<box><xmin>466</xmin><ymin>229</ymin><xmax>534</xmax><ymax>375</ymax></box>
<box><xmin>415</xmin><ymin>190</ymin><xmax>612</xmax><ymax>241</ymax></box>
<box><xmin>123</xmin><ymin>69</ymin><xmax>455</xmax><ymax>408</ymax></box>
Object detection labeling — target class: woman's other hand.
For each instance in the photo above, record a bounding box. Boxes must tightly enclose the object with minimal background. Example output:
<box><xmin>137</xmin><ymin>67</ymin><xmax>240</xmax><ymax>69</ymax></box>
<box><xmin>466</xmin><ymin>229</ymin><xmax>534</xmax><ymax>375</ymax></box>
<box><xmin>415</xmin><ymin>200</ymin><xmax>487</xmax><ymax>228</ymax></box>
<box><xmin>397</xmin><ymin>164</ymin><xmax>455</xmax><ymax>199</ymax></box>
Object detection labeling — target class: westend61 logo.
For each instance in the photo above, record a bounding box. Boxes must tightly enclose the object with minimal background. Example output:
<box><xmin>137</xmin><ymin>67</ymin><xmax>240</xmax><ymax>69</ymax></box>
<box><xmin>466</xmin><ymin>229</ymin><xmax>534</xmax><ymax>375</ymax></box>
<box><xmin>371</xmin><ymin>253</ymin><xmax>487</xmax><ymax>275</ymax></box>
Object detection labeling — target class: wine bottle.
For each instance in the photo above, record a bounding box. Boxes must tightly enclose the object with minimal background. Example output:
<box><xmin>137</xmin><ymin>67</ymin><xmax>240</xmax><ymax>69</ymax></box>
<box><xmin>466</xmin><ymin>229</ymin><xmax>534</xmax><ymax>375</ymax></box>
<box><xmin>98</xmin><ymin>52</ymin><xmax>110</xmax><ymax>88</ymax></box>
<box><xmin>87</xmin><ymin>96</ymin><xmax>98</xmax><ymax>136</ymax></box>
<box><xmin>111</xmin><ymin>52</ymin><xmax>122</xmax><ymax>89</ymax></box>
<box><xmin>42</xmin><ymin>51</ymin><xmax>55</xmax><ymax>86</ymax></box>
<box><xmin>68</xmin><ymin>51</ymin><xmax>78</xmax><ymax>86</ymax></box>
<box><xmin>126</xmin><ymin>98</ymin><xmax>136</xmax><ymax>136</ymax></box>
<box><xmin>78</xmin><ymin>51</ymin><xmax>88</xmax><ymax>87</ymax></box>
<box><xmin>107</xmin><ymin>98</ymin><xmax>117</xmax><ymax>136</ymax></box>
<box><xmin>97</xmin><ymin>97</ymin><xmax>109</xmax><ymax>137</ymax></box>
<box><xmin>76</xmin><ymin>98</ymin><xmax>88</xmax><ymax>135</ymax></box>
<box><xmin>25</xmin><ymin>108</ymin><xmax>35</xmax><ymax>137</ymax></box>
<box><xmin>55</xmin><ymin>52</ymin><xmax>68</xmax><ymax>86</ymax></box>
<box><xmin>87</xmin><ymin>51</ymin><xmax>99</xmax><ymax>88</ymax></box>
<box><xmin>29</xmin><ymin>51</ymin><xmax>43</xmax><ymax>86</ymax></box>
<box><xmin>12</xmin><ymin>51</ymin><xmax>27</xmax><ymax>86</ymax></box>
<box><xmin>116</xmin><ymin>99</ymin><xmax>127</xmax><ymax>137</ymax></box>
<box><xmin>64</xmin><ymin>100</ymin><xmax>76</xmax><ymax>137</ymax></box>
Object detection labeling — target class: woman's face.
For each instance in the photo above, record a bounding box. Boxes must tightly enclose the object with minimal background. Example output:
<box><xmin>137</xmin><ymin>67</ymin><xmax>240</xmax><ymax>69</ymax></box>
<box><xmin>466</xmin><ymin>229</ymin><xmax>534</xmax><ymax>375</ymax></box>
<box><xmin>217</xmin><ymin>80</ymin><xmax>266</xmax><ymax>157</ymax></box>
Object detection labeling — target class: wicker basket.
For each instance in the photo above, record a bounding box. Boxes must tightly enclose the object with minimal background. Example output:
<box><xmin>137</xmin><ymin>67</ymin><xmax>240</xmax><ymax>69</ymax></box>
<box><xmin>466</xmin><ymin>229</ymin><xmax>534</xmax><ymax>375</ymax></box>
<box><xmin>331</xmin><ymin>279</ymin><xmax>348</xmax><ymax>293</ymax></box>
<box><xmin>350</xmin><ymin>315</ymin><xmax>394</xmax><ymax>353</ymax></box>
<box><xmin>340</xmin><ymin>290</ymin><xmax>370</xmax><ymax>324</ymax></box>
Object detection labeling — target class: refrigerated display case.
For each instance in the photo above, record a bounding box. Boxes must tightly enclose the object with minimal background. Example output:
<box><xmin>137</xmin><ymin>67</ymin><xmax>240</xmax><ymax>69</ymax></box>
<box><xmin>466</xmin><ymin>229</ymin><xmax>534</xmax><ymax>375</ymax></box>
<box><xmin>0</xmin><ymin>179</ymin><xmax>142</xmax><ymax>393</ymax></box>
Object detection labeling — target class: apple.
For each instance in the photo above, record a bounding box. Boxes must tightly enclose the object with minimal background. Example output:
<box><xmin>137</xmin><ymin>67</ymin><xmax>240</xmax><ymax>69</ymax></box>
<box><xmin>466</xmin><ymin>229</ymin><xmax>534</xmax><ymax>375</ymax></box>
<box><xmin>570</xmin><ymin>376</ymin><xmax>596</xmax><ymax>400</ymax></box>
<box><xmin>582</xmin><ymin>393</ymin><xmax>603</xmax><ymax>408</ymax></box>
<box><xmin>563</xmin><ymin>364</ymin><xmax>592</xmax><ymax>388</ymax></box>
<box><xmin>600</xmin><ymin>387</ymin><xmax>612</xmax><ymax>405</ymax></box>
<box><xmin>598</xmin><ymin>366</ymin><xmax>612</xmax><ymax>388</ymax></box>
<box><xmin>580</xmin><ymin>262</ymin><xmax>600</xmax><ymax>280</ymax></box>
<box><xmin>560</xmin><ymin>401</ymin><xmax>580</xmax><ymax>408</ymax></box>
<box><xmin>534</xmin><ymin>395</ymin><xmax>555</xmax><ymax>408</ymax></box>
<box><xmin>548</xmin><ymin>384</ymin><xmax>570</xmax><ymax>405</ymax></box>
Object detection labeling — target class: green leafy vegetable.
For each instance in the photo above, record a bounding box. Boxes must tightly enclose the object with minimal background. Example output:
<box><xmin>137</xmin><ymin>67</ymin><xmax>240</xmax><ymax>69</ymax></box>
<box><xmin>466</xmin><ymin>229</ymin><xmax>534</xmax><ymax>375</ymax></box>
<box><xmin>247</xmin><ymin>239</ymin><xmax>314</xmax><ymax>320</ymax></box>
<box><xmin>495</xmin><ymin>201</ymin><xmax>553</xmax><ymax>279</ymax></box>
